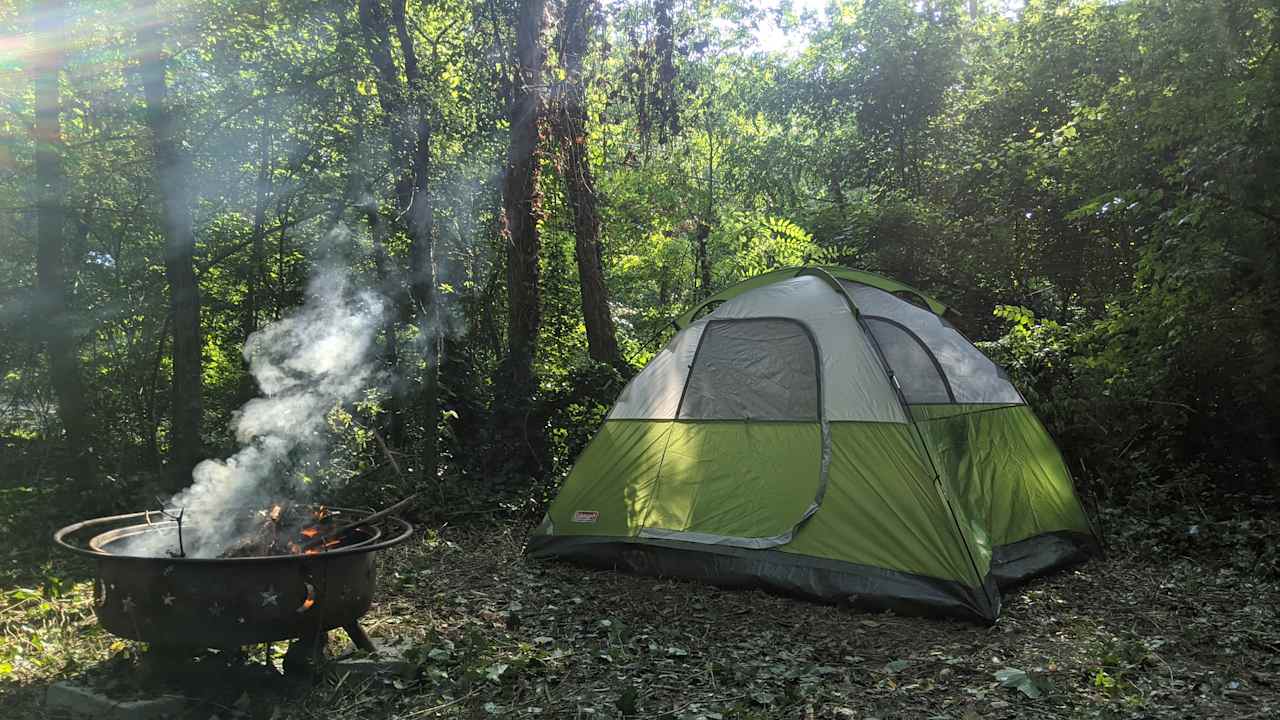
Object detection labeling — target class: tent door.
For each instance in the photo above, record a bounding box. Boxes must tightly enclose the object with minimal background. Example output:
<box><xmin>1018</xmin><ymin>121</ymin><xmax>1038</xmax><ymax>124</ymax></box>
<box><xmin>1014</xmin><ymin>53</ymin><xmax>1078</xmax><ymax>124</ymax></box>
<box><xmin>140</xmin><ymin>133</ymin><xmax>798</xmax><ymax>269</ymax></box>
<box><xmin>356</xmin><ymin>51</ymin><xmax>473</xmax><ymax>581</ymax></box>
<box><xmin>637</xmin><ymin>318</ymin><xmax>826</xmax><ymax>548</ymax></box>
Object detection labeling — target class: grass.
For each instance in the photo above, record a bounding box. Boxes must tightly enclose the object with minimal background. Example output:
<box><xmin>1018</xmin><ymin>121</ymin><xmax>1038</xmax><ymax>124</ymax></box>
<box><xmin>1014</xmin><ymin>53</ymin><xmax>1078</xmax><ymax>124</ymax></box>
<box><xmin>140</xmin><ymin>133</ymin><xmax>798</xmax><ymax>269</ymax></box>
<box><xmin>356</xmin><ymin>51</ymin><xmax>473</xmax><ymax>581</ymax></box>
<box><xmin>1</xmin><ymin>492</ymin><xmax>1278</xmax><ymax>719</ymax></box>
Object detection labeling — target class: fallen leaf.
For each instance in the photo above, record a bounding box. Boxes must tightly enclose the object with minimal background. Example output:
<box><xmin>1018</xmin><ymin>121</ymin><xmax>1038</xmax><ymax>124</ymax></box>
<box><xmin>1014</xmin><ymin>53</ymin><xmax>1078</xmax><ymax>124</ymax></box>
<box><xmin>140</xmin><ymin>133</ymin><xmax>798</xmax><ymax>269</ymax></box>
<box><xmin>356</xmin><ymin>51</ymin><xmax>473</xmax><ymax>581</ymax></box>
<box><xmin>884</xmin><ymin>659</ymin><xmax>912</xmax><ymax>674</ymax></box>
<box><xmin>485</xmin><ymin>662</ymin><xmax>509</xmax><ymax>682</ymax></box>
<box><xmin>994</xmin><ymin>667</ymin><xmax>1042</xmax><ymax>699</ymax></box>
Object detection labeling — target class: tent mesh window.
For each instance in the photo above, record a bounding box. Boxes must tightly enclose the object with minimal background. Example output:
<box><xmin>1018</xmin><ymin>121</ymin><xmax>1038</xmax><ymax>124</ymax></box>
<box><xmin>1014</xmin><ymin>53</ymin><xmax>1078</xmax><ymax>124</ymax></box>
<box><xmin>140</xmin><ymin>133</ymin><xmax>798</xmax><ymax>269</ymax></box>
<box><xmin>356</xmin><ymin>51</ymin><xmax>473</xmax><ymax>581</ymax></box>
<box><xmin>841</xmin><ymin>281</ymin><xmax>1022</xmax><ymax>404</ymax></box>
<box><xmin>678</xmin><ymin>318</ymin><xmax>819</xmax><ymax>420</ymax></box>
<box><xmin>864</xmin><ymin>318</ymin><xmax>953</xmax><ymax>404</ymax></box>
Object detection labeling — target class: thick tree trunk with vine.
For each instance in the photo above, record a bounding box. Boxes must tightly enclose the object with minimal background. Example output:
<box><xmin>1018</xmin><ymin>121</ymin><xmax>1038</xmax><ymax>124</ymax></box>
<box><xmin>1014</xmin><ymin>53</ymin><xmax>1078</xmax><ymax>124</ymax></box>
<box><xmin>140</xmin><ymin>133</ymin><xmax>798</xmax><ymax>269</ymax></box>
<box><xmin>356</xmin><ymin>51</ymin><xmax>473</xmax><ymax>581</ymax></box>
<box><xmin>136</xmin><ymin>0</ymin><xmax>202</xmax><ymax>489</ymax></box>
<box><xmin>558</xmin><ymin>0</ymin><xmax>624</xmax><ymax>369</ymax></box>
<box><xmin>502</xmin><ymin>0</ymin><xmax>549</xmax><ymax>476</ymax></box>
<box><xmin>34</xmin><ymin>0</ymin><xmax>92</xmax><ymax>482</ymax></box>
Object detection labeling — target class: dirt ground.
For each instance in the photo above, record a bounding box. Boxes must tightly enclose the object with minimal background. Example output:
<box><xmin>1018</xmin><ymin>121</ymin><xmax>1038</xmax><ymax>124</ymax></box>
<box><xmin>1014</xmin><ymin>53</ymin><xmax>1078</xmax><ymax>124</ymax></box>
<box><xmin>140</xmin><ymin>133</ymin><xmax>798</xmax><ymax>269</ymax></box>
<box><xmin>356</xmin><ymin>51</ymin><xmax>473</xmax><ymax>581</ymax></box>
<box><xmin>2</xmin><ymin>513</ymin><xmax>1278</xmax><ymax>719</ymax></box>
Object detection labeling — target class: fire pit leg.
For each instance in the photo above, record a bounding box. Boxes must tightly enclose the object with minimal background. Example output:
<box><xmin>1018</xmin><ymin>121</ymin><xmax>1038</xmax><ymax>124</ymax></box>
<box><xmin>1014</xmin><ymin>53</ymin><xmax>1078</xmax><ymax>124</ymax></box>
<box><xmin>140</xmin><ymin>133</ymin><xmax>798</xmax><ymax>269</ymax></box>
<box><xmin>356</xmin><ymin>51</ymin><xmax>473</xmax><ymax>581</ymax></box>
<box><xmin>282</xmin><ymin>630</ymin><xmax>327</xmax><ymax>678</ymax></box>
<box><xmin>139</xmin><ymin>645</ymin><xmax>201</xmax><ymax>685</ymax></box>
<box><xmin>343</xmin><ymin>622</ymin><xmax>376</xmax><ymax>653</ymax></box>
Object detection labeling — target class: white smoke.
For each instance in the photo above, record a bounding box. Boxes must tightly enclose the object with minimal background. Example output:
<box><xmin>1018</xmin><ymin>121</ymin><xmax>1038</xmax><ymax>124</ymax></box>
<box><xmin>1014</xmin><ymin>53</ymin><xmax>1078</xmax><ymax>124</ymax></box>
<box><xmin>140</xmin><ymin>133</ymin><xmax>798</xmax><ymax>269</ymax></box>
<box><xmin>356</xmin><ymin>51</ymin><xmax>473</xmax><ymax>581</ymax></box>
<box><xmin>127</xmin><ymin>264</ymin><xmax>387</xmax><ymax>557</ymax></box>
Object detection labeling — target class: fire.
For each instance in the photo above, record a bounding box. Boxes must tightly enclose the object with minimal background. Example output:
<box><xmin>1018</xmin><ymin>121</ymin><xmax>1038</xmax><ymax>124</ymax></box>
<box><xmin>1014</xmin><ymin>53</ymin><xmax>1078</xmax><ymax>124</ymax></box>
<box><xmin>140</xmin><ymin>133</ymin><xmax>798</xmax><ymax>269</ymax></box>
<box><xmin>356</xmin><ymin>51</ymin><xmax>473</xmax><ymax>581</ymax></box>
<box><xmin>297</xmin><ymin>582</ymin><xmax>316</xmax><ymax>613</ymax></box>
<box><xmin>290</xmin><ymin>505</ymin><xmax>341</xmax><ymax>555</ymax></box>
<box><xmin>301</xmin><ymin>537</ymin><xmax>340</xmax><ymax>556</ymax></box>
<box><xmin>218</xmin><ymin>502</ymin><xmax>354</xmax><ymax>558</ymax></box>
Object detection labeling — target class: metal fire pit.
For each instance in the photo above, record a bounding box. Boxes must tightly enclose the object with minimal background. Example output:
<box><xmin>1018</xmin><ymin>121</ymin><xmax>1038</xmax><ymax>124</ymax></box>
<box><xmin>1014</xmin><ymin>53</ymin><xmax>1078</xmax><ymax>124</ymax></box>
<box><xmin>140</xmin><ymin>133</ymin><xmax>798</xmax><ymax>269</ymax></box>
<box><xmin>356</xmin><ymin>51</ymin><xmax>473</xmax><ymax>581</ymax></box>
<box><xmin>54</xmin><ymin>506</ymin><xmax>412</xmax><ymax>664</ymax></box>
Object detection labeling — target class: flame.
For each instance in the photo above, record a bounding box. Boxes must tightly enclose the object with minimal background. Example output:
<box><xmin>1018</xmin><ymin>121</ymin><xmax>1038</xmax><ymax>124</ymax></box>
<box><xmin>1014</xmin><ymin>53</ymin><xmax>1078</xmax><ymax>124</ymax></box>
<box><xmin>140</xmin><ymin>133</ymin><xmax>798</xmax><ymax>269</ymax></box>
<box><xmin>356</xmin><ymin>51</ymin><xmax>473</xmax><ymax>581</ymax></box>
<box><xmin>301</xmin><ymin>537</ymin><xmax>340</xmax><ymax>555</ymax></box>
<box><xmin>300</xmin><ymin>527</ymin><xmax>319</xmax><ymax>538</ymax></box>
<box><xmin>296</xmin><ymin>582</ymin><xmax>316</xmax><ymax>613</ymax></box>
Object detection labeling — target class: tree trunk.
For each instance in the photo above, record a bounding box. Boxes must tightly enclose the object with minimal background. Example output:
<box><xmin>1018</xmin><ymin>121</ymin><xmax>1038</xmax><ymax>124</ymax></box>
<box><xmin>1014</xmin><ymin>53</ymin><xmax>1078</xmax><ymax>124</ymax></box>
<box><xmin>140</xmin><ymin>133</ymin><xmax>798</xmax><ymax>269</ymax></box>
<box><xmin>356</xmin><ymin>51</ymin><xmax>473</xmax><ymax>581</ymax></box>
<box><xmin>241</xmin><ymin>107</ymin><xmax>271</xmax><ymax>401</ymax></box>
<box><xmin>502</xmin><ymin>0</ymin><xmax>549</xmax><ymax>476</ymax></box>
<box><xmin>694</xmin><ymin>219</ymin><xmax>712</xmax><ymax>299</ymax></box>
<box><xmin>33</xmin><ymin>0</ymin><xmax>93</xmax><ymax>482</ymax></box>
<box><xmin>136</xmin><ymin>0</ymin><xmax>202</xmax><ymax>489</ymax></box>
<box><xmin>653</xmin><ymin>0</ymin><xmax>678</xmax><ymax>141</ymax></box>
<box><xmin>390</xmin><ymin>0</ymin><xmax>440</xmax><ymax>479</ymax></box>
<box><xmin>364</xmin><ymin>197</ymin><xmax>404</xmax><ymax>443</ymax></box>
<box><xmin>246</xmin><ymin>109</ymin><xmax>270</xmax><ymax>342</ymax></box>
<box><xmin>557</xmin><ymin>0</ymin><xmax>624</xmax><ymax>369</ymax></box>
<box><xmin>358</xmin><ymin>0</ymin><xmax>439</xmax><ymax>473</ymax></box>
<box><xmin>695</xmin><ymin>108</ymin><xmax>715</xmax><ymax>298</ymax></box>
<box><xmin>386</xmin><ymin>0</ymin><xmax>436</xmax><ymax>320</ymax></box>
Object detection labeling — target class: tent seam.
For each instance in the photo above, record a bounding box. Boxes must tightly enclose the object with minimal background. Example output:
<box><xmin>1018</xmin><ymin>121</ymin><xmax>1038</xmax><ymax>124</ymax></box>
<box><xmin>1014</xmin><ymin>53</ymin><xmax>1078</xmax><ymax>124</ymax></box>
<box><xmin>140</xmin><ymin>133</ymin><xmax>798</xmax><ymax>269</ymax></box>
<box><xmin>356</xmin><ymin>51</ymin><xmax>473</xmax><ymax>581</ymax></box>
<box><xmin>808</xmin><ymin>267</ymin><xmax>998</xmax><ymax>615</ymax></box>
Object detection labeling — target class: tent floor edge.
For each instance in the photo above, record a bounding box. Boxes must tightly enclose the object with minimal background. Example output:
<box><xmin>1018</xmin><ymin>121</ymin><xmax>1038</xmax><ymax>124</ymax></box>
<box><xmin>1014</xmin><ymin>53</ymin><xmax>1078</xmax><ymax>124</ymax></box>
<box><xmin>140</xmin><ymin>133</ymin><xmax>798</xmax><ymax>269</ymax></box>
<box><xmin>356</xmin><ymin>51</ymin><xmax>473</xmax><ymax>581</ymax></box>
<box><xmin>990</xmin><ymin>530</ymin><xmax>1099</xmax><ymax>591</ymax></box>
<box><xmin>526</xmin><ymin>534</ymin><xmax>1000</xmax><ymax>624</ymax></box>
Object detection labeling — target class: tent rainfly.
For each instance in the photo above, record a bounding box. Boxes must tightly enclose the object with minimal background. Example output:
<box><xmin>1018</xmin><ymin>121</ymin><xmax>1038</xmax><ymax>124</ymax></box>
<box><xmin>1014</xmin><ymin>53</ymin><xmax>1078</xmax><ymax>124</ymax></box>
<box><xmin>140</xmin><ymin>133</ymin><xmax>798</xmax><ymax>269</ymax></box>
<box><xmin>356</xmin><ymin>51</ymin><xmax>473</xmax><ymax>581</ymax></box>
<box><xmin>527</xmin><ymin>266</ymin><xmax>1099</xmax><ymax>622</ymax></box>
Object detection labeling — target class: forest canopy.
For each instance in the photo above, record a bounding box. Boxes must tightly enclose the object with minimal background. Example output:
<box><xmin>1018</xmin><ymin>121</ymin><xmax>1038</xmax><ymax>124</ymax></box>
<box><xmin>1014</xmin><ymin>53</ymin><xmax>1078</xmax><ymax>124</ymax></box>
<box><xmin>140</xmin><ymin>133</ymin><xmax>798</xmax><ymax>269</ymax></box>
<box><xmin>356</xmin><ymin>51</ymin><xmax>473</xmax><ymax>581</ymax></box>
<box><xmin>1</xmin><ymin>0</ymin><xmax>1277</xmax><ymax>512</ymax></box>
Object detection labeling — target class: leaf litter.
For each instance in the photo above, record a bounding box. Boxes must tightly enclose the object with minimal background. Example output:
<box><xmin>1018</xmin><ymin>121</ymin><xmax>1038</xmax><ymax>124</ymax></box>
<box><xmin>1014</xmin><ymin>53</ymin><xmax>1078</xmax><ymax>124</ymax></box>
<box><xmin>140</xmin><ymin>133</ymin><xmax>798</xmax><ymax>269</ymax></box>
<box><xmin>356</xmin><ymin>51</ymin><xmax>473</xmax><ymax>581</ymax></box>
<box><xmin>1</xmin><ymin>513</ymin><xmax>1277</xmax><ymax>718</ymax></box>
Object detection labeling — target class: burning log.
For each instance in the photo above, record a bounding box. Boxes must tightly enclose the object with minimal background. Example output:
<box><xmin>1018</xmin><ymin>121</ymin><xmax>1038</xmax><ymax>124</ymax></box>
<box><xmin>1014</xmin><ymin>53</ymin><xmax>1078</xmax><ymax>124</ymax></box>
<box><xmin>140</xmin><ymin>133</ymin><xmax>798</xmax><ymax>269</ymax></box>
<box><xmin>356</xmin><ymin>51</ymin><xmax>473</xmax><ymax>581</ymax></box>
<box><xmin>297</xmin><ymin>495</ymin><xmax>416</xmax><ymax>552</ymax></box>
<box><xmin>210</xmin><ymin>497</ymin><xmax>412</xmax><ymax>559</ymax></box>
<box><xmin>217</xmin><ymin>504</ymin><xmax>337</xmax><ymax>559</ymax></box>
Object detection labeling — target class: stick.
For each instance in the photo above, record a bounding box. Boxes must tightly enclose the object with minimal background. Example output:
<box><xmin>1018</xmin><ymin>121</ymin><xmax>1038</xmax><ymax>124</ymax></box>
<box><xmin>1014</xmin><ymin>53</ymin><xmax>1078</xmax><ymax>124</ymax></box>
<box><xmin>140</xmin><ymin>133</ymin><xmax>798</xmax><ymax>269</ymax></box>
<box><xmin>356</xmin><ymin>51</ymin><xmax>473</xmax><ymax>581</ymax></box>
<box><xmin>403</xmin><ymin>688</ymin><xmax>479</xmax><ymax>718</ymax></box>
<box><xmin>369</xmin><ymin>426</ymin><xmax>403</xmax><ymax>479</ymax></box>
<box><xmin>301</xmin><ymin>494</ymin><xmax>417</xmax><ymax>550</ymax></box>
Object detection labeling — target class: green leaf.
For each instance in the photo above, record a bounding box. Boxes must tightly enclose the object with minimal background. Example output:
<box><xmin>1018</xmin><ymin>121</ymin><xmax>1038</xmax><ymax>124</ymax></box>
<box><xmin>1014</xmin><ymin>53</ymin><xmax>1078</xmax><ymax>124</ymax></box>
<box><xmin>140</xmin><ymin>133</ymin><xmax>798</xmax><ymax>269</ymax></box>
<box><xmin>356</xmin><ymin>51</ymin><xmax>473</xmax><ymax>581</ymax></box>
<box><xmin>8</xmin><ymin>588</ymin><xmax>40</xmax><ymax>602</ymax></box>
<box><xmin>994</xmin><ymin>667</ymin><xmax>1043</xmax><ymax>698</ymax></box>
<box><xmin>484</xmin><ymin>662</ymin><xmax>509</xmax><ymax>682</ymax></box>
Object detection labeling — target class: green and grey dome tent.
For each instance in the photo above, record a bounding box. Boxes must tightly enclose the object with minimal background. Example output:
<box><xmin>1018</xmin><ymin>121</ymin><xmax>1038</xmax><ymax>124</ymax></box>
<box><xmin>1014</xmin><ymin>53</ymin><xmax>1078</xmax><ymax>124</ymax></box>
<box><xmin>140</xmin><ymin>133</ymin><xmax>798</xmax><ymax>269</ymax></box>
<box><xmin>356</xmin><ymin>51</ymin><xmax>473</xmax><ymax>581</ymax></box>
<box><xmin>528</xmin><ymin>266</ymin><xmax>1098</xmax><ymax>622</ymax></box>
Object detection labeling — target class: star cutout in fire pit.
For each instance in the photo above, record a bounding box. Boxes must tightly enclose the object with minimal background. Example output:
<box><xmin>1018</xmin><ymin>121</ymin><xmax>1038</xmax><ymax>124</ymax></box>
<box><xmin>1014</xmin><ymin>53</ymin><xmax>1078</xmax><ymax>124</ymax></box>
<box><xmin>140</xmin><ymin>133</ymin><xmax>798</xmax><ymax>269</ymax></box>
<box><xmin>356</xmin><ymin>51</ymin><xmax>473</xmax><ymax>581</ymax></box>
<box><xmin>209</xmin><ymin>601</ymin><xmax>224</xmax><ymax>617</ymax></box>
<box><xmin>121</xmin><ymin>596</ymin><xmax>136</xmax><ymax>613</ymax></box>
<box><xmin>161</xmin><ymin>593</ymin><xmax>176</xmax><ymax>607</ymax></box>
<box><xmin>260</xmin><ymin>588</ymin><xmax>279</xmax><ymax>607</ymax></box>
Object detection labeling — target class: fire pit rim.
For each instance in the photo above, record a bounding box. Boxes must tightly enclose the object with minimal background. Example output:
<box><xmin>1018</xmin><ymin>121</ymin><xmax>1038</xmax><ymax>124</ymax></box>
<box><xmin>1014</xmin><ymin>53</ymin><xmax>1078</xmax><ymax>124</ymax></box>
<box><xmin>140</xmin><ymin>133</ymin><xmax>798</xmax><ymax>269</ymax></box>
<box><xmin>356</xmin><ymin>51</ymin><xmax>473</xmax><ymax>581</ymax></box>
<box><xmin>86</xmin><ymin>519</ymin><xmax>384</xmax><ymax>555</ymax></box>
<box><xmin>54</xmin><ymin>507</ymin><xmax>413</xmax><ymax>565</ymax></box>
